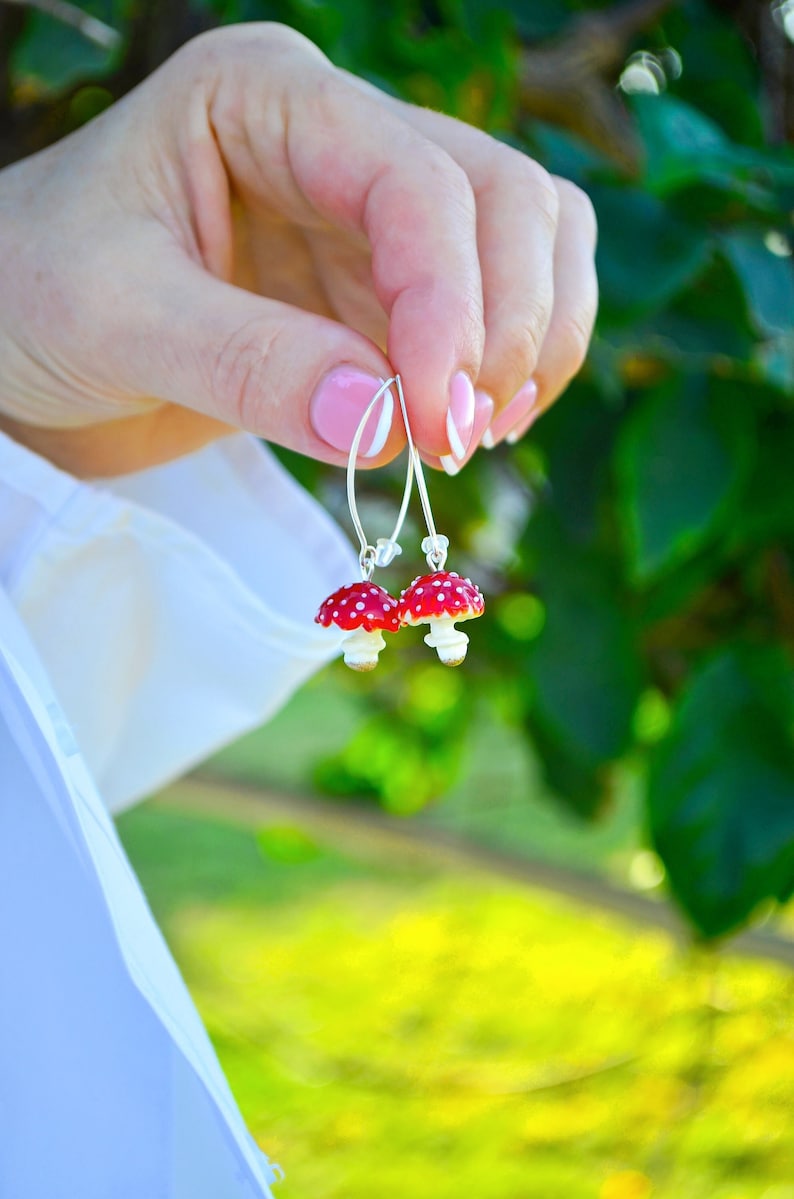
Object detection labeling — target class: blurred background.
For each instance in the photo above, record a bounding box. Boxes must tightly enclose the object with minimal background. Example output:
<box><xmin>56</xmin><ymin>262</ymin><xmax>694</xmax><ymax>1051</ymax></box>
<box><xmin>4</xmin><ymin>0</ymin><xmax>794</xmax><ymax>1195</ymax></box>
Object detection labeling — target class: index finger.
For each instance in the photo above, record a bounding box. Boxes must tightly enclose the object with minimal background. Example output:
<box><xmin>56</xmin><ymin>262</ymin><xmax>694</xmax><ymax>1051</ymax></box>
<box><xmin>187</xmin><ymin>25</ymin><xmax>486</xmax><ymax>458</ymax></box>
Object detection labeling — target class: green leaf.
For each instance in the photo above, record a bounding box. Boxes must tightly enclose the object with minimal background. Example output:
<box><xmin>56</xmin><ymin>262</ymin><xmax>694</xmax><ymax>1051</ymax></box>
<box><xmin>524</xmin><ymin>714</ymin><xmax>608</xmax><ymax>819</ymax></box>
<box><xmin>617</xmin><ymin>375</ymin><xmax>754</xmax><ymax>580</ymax></box>
<box><xmin>313</xmin><ymin>713</ymin><xmax>465</xmax><ymax>814</ymax></box>
<box><xmin>256</xmin><ymin>825</ymin><xmax>320</xmax><ymax>864</ymax></box>
<box><xmin>526</xmin><ymin>121</ymin><xmax>612</xmax><ymax>185</ymax></box>
<box><xmin>482</xmin><ymin>0</ymin><xmax>570</xmax><ymax>39</ymax></box>
<box><xmin>725</xmin><ymin>411</ymin><xmax>794</xmax><ymax>551</ymax></box>
<box><xmin>529</xmin><ymin>381</ymin><xmax>621</xmax><ymax>545</ymax></box>
<box><xmin>632</xmin><ymin>94</ymin><xmax>730</xmax><ymax>195</ymax></box>
<box><xmin>525</xmin><ymin>512</ymin><xmax>643</xmax><ymax>781</ymax></box>
<box><xmin>757</xmin><ymin>331</ymin><xmax>794</xmax><ymax>396</ymax></box>
<box><xmin>660</xmin><ymin>0</ymin><xmax>763</xmax><ymax>145</ymax></box>
<box><xmin>11</xmin><ymin>5</ymin><xmax>123</xmax><ymax>93</ymax></box>
<box><xmin>649</xmin><ymin>645</ymin><xmax>794</xmax><ymax>937</ymax></box>
<box><xmin>632</xmin><ymin>92</ymin><xmax>794</xmax><ymax>203</ymax></box>
<box><xmin>721</xmin><ymin>231</ymin><xmax>794</xmax><ymax>338</ymax></box>
<box><xmin>592</xmin><ymin>185</ymin><xmax>711</xmax><ymax>327</ymax></box>
<box><xmin>646</xmin><ymin>254</ymin><xmax>756</xmax><ymax>367</ymax></box>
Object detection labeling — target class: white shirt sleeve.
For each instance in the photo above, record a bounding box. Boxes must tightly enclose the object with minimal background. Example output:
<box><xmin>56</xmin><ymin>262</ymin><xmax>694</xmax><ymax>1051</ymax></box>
<box><xmin>0</xmin><ymin>584</ymin><xmax>285</xmax><ymax>1197</ymax></box>
<box><xmin>0</xmin><ymin>430</ymin><xmax>358</xmax><ymax>811</ymax></box>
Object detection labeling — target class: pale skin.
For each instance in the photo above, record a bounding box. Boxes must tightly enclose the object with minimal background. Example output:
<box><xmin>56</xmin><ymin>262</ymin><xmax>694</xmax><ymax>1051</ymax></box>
<box><xmin>0</xmin><ymin>23</ymin><xmax>598</xmax><ymax>478</ymax></box>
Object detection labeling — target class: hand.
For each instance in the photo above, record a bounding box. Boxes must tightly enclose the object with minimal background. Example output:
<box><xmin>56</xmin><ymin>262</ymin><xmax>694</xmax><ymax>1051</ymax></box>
<box><xmin>0</xmin><ymin>23</ymin><xmax>597</xmax><ymax>478</ymax></box>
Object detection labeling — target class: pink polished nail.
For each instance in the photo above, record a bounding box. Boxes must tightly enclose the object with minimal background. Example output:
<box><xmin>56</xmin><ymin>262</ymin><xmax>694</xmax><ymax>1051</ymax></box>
<box><xmin>440</xmin><ymin>371</ymin><xmax>476</xmax><ymax>474</ymax></box>
<box><xmin>441</xmin><ymin>390</ymin><xmax>494</xmax><ymax>476</ymax></box>
<box><xmin>481</xmin><ymin>379</ymin><xmax>538</xmax><ymax>449</ymax></box>
<box><xmin>309</xmin><ymin>367</ymin><xmax>394</xmax><ymax>457</ymax></box>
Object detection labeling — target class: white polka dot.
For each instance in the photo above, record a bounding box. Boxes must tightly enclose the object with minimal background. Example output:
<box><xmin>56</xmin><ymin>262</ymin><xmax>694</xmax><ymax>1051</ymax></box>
<box><xmin>438</xmin><ymin>593</ymin><xmax>446</xmax><ymax>602</ymax></box>
<box><xmin>356</xmin><ymin>602</ymin><xmax>365</xmax><ymax>611</ymax></box>
<box><xmin>416</xmin><ymin>588</ymin><xmax>424</xmax><ymax>594</ymax></box>
<box><xmin>432</xmin><ymin>580</ymin><xmax>441</xmax><ymax>587</ymax></box>
<box><xmin>333</xmin><ymin>610</ymin><xmax>339</xmax><ymax>618</ymax></box>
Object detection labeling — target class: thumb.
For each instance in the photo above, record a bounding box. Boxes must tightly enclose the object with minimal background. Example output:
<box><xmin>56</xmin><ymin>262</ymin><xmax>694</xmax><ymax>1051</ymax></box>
<box><xmin>113</xmin><ymin>258</ymin><xmax>404</xmax><ymax>466</ymax></box>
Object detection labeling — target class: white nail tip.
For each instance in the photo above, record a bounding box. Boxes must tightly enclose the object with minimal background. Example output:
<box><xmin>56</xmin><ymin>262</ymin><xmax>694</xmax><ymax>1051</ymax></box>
<box><xmin>480</xmin><ymin>427</ymin><xmax>496</xmax><ymax>450</ymax></box>
<box><xmin>440</xmin><ymin>455</ymin><xmax>461</xmax><ymax>476</ymax></box>
<box><xmin>362</xmin><ymin>390</ymin><xmax>394</xmax><ymax>458</ymax></box>
<box><xmin>505</xmin><ymin>428</ymin><xmax>521</xmax><ymax>445</ymax></box>
<box><xmin>445</xmin><ymin>407</ymin><xmax>466</xmax><ymax>462</ymax></box>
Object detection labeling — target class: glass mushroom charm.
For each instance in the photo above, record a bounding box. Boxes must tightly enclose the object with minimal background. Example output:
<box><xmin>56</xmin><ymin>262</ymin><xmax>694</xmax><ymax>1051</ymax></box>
<box><xmin>397</xmin><ymin>571</ymin><xmax>485</xmax><ymax>666</ymax></box>
<box><xmin>315</xmin><ymin>582</ymin><xmax>400</xmax><ymax>671</ymax></box>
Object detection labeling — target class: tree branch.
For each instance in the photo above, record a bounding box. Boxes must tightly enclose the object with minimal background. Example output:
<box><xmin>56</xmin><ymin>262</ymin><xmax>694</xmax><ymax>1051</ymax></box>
<box><xmin>518</xmin><ymin>0</ymin><xmax>682</xmax><ymax>172</ymax></box>
<box><xmin>1</xmin><ymin>0</ymin><xmax>121</xmax><ymax>50</ymax></box>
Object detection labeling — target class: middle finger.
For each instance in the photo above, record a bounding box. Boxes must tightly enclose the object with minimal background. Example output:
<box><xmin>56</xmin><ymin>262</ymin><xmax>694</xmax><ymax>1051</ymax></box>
<box><xmin>351</xmin><ymin>81</ymin><xmax>561</xmax><ymax>425</ymax></box>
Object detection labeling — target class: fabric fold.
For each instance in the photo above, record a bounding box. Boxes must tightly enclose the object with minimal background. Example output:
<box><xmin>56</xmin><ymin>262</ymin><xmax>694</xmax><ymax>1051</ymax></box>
<box><xmin>0</xmin><ymin>430</ymin><xmax>358</xmax><ymax>1194</ymax></box>
<box><xmin>0</xmin><ymin>596</ymin><xmax>281</xmax><ymax>1197</ymax></box>
<box><xmin>0</xmin><ymin>431</ymin><xmax>357</xmax><ymax>811</ymax></box>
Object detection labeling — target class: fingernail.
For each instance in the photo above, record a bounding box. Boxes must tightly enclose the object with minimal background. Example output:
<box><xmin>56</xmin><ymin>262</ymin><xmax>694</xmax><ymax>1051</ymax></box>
<box><xmin>440</xmin><ymin>371</ymin><xmax>476</xmax><ymax>475</ymax></box>
<box><xmin>482</xmin><ymin>379</ymin><xmax>538</xmax><ymax>449</ymax></box>
<box><xmin>309</xmin><ymin>367</ymin><xmax>393</xmax><ymax>457</ymax></box>
<box><xmin>473</xmin><ymin>389</ymin><xmax>495</xmax><ymax>437</ymax></box>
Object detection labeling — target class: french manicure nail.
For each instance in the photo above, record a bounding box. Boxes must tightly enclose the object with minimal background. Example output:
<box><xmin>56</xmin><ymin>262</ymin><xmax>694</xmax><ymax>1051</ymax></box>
<box><xmin>309</xmin><ymin>367</ymin><xmax>393</xmax><ymax>457</ymax></box>
<box><xmin>444</xmin><ymin>371</ymin><xmax>476</xmax><ymax>460</ymax></box>
<box><xmin>482</xmin><ymin>379</ymin><xmax>538</xmax><ymax>449</ymax></box>
<box><xmin>441</xmin><ymin>386</ymin><xmax>492</xmax><ymax>475</ymax></box>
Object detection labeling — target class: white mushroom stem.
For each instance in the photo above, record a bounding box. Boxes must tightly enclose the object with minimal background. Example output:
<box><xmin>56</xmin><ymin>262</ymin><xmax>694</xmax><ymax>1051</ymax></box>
<box><xmin>342</xmin><ymin>626</ymin><xmax>386</xmax><ymax>671</ymax></box>
<box><xmin>423</xmin><ymin>615</ymin><xmax>469</xmax><ymax>667</ymax></box>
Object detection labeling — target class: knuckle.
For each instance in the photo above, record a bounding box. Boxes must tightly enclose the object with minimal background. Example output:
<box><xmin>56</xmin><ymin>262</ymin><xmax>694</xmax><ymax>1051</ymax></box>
<box><xmin>210</xmin><ymin>318</ymin><xmax>280</xmax><ymax>426</ymax></box>
<box><xmin>522</xmin><ymin>293</ymin><xmax>553</xmax><ymax>362</ymax></box>
<box><xmin>522</xmin><ymin>160</ymin><xmax>560</xmax><ymax>231</ymax></box>
<box><xmin>172</xmin><ymin>26</ymin><xmax>239</xmax><ymax>73</ymax></box>
<box><xmin>176</xmin><ymin>22</ymin><xmax>323</xmax><ymax>76</ymax></box>
<box><xmin>497</xmin><ymin>298</ymin><xmax>551</xmax><ymax>382</ymax></box>
<box><xmin>554</xmin><ymin>178</ymin><xmax>598</xmax><ymax>245</ymax></box>
<box><xmin>423</xmin><ymin>144</ymin><xmax>477</xmax><ymax>211</ymax></box>
<box><xmin>556</xmin><ymin>308</ymin><xmax>594</xmax><ymax>375</ymax></box>
<box><xmin>481</xmin><ymin>154</ymin><xmax>559</xmax><ymax>237</ymax></box>
<box><xmin>457</xmin><ymin>283</ymin><xmax>486</xmax><ymax>358</ymax></box>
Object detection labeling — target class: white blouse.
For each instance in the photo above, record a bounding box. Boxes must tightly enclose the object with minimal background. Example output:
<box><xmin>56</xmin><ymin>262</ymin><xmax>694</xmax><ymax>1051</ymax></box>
<box><xmin>0</xmin><ymin>431</ymin><xmax>357</xmax><ymax>1197</ymax></box>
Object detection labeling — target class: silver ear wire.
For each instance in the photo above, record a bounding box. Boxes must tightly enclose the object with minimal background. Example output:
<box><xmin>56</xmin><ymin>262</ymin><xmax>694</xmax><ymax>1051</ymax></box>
<box><xmin>392</xmin><ymin>375</ymin><xmax>449</xmax><ymax>572</ymax></box>
<box><xmin>346</xmin><ymin>373</ymin><xmax>450</xmax><ymax>577</ymax></box>
<box><xmin>347</xmin><ymin>377</ymin><xmax>412</xmax><ymax>580</ymax></box>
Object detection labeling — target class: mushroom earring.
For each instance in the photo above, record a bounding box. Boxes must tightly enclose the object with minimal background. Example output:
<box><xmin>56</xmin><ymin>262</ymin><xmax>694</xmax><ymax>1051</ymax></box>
<box><xmin>314</xmin><ymin>377</ymin><xmax>412</xmax><ymax>671</ymax></box>
<box><xmin>398</xmin><ymin>567</ymin><xmax>484</xmax><ymax>667</ymax></box>
<box><xmin>316</xmin><ymin>373</ymin><xmax>485</xmax><ymax>669</ymax></box>
<box><xmin>389</xmin><ymin>377</ymin><xmax>485</xmax><ymax>666</ymax></box>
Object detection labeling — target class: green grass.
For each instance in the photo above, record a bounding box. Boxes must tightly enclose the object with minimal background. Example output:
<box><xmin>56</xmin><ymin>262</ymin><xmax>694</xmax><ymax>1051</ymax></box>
<box><xmin>208</xmin><ymin>670</ymin><xmax>646</xmax><ymax>884</ymax></box>
<box><xmin>119</xmin><ymin>796</ymin><xmax>794</xmax><ymax>1199</ymax></box>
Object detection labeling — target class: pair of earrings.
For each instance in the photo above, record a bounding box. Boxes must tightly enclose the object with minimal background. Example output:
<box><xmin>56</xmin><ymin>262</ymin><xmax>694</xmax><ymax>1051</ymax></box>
<box><xmin>315</xmin><ymin>375</ymin><xmax>485</xmax><ymax>671</ymax></box>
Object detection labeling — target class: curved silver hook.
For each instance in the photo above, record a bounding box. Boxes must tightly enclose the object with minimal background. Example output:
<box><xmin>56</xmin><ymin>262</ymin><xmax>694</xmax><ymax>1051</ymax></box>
<box><xmin>392</xmin><ymin>375</ymin><xmax>448</xmax><ymax>571</ymax></box>
<box><xmin>346</xmin><ymin>374</ymin><xmax>449</xmax><ymax>578</ymax></box>
<box><xmin>347</xmin><ymin>377</ymin><xmax>413</xmax><ymax>579</ymax></box>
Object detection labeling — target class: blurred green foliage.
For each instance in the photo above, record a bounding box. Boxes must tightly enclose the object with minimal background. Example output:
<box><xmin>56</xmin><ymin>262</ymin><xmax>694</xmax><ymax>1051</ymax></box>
<box><xmin>6</xmin><ymin>0</ymin><xmax>794</xmax><ymax>939</ymax></box>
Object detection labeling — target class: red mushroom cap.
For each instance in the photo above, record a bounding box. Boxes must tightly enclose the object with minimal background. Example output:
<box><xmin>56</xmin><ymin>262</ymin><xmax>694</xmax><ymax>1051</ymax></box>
<box><xmin>315</xmin><ymin>581</ymin><xmax>400</xmax><ymax>633</ymax></box>
<box><xmin>397</xmin><ymin>571</ymin><xmax>485</xmax><ymax>626</ymax></box>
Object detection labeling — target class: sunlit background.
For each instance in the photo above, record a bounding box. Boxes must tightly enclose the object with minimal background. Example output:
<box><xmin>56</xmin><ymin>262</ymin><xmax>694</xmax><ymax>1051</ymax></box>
<box><xmin>5</xmin><ymin>0</ymin><xmax>793</xmax><ymax>1195</ymax></box>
